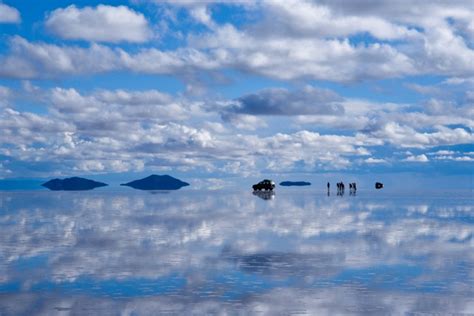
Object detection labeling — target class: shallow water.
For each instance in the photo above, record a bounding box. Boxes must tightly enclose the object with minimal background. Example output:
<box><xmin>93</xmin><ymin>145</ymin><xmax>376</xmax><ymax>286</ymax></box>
<box><xmin>0</xmin><ymin>189</ymin><xmax>473</xmax><ymax>315</ymax></box>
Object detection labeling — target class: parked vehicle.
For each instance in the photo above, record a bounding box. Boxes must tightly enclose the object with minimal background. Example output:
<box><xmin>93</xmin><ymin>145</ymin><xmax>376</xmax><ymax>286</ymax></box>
<box><xmin>253</xmin><ymin>179</ymin><xmax>275</xmax><ymax>191</ymax></box>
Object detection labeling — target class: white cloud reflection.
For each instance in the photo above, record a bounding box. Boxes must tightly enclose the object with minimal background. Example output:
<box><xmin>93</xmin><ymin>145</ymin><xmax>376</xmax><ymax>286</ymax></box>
<box><xmin>0</xmin><ymin>191</ymin><xmax>472</xmax><ymax>314</ymax></box>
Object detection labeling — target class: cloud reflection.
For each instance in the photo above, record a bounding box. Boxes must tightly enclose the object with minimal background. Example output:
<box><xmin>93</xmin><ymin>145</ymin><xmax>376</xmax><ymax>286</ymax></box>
<box><xmin>0</xmin><ymin>191</ymin><xmax>473</xmax><ymax>314</ymax></box>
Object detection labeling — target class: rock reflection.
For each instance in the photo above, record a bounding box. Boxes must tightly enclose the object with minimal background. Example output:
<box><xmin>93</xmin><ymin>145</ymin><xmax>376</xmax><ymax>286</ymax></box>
<box><xmin>0</xmin><ymin>191</ymin><xmax>472</xmax><ymax>314</ymax></box>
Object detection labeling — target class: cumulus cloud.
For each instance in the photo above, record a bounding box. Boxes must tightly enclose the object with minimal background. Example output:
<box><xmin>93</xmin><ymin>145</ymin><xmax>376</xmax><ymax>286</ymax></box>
<box><xmin>371</xmin><ymin>123</ymin><xmax>474</xmax><ymax>148</ymax></box>
<box><xmin>0</xmin><ymin>37</ymin><xmax>224</xmax><ymax>79</ymax></box>
<box><xmin>404</xmin><ymin>154</ymin><xmax>429</xmax><ymax>162</ymax></box>
<box><xmin>2</xmin><ymin>2</ymin><xmax>474</xmax><ymax>82</ymax></box>
<box><xmin>0</xmin><ymin>3</ymin><xmax>20</xmax><ymax>23</ymax></box>
<box><xmin>0</xmin><ymin>87</ymin><xmax>380</xmax><ymax>175</ymax></box>
<box><xmin>312</xmin><ymin>0</ymin><xmax>474</xmax><ymax>39</ymax></box>
<box><xmin>45</xmin><ymin>5</ymin><xmax>152</xmax><ymax>43</ymax></box>
<box><xmin>220</xmin><ymin>112</ymin><xmax>267</xmax><ymax>130</ymax></box>
<box><xmin>3</xmin><ymin>2</ymin><xmax>474</xmax><ymax>82</ymax></box>
<box><xmin>0</xmin><ymin>37</ymin><xmax>122</xmax><ymax>79</ymax></box>
<box><xmin>227</xmin><ymin>86</ymin><xmax>343</xmax><ymax>116</ymax></box>
<box><xmin>429</xmin><ymin>150</ymin><xmax>474</xmax><ymax>162</ymax></box>
<box><xmin>0</xmin><ymin>0</ymin><xmax>473</xmax><ymax>83</ymax></box>
<box><xmin>0</xmin><ymin>86</ymin><xmax>11</xmax><ymax>108</ymax></box>
<box><xmin>435</xmin><ymin>155</ymin><xmax>474</xmax><ymax>162</ymax></box>
<box><xmin>259</xmin><ymin>0</ymin><xmax>420</xmax><ymax>40</ymax></box>
<box><xmin>1</xmin><ymin>81</ymin><xmax>473</xmax><ymax>176</ymax></box>
<box><xmin>364</xmin><ymin>157</ymin><xmax>388</xmax><ymax>164</ymax></box>
<box><xmin>0</xmin><ymin>1</ymin><xmax>473</xmax><ymax>175</ymax></box>
<box><xmin>184</xmin><ymin>0</ymin><xmax>474</xmax><ymax>81</ymax></box>
<box><xmin>191</xmin><ymin>24</ymin><xmax>417</xmax><ymax>82</ymax></box>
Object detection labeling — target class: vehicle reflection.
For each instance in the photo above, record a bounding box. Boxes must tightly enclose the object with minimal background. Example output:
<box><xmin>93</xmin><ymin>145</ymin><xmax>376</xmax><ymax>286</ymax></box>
<box><xmin>252</xmin><ymin>190</ymin><xmax>275</xmax><ymax>200</ymax></box>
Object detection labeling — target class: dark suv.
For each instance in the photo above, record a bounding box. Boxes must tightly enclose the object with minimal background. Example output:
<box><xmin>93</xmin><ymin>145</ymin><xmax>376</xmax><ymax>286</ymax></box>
<box><xmin>252</xmin><ymin>179</ymin><xmax>275</xmax><ymax>191</ymax></box>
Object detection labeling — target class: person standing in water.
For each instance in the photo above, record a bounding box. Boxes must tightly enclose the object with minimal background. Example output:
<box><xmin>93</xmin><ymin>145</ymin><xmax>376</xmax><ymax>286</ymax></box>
<box><xmin>327</xmin><ymin>182</ymin><xmax>330</xmax><ymax>195</ymax></box>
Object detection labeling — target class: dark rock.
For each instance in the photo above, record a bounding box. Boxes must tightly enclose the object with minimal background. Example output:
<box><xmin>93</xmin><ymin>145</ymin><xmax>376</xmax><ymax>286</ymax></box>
<box><xmin>121</xmin><ymin>174</ymin><xmax>189</xmax><ymax>190</ymax></box>
<box><xmin>42</xmin><ymin>177</ymin><xmax>108</xmax><ymax>191</ymax></box>
<box><xmin>279</xmin><ymin>181</ymin><xmax>311</xmax><ymax>186</ymax></box>
<box><xmin>375</xmin><ymin>182</ymin><xmax>384</xmax><ymax>189</ymax></box>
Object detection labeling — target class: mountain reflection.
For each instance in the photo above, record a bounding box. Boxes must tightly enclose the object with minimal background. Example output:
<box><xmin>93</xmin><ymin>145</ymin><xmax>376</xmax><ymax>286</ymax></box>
<box><xmin>0</xmin><ymin>191</ymin><xmax>473</xmax><ymax>315</ymax></box>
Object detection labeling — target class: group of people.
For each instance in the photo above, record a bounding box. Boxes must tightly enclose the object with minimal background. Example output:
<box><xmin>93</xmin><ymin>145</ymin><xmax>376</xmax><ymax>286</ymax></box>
<box><xmin>327</xmin><ymin>182</ymin><xmax>357</xmax><ymax>196</ymax></box>
<box><xmin>349</xmin><ymin>182</ymin><xmax>357</xmax><ymax>195</ymax></box>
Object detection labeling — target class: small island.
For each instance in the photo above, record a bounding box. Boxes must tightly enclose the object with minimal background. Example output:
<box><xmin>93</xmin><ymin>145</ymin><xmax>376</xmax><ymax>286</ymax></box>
<box><xmin>42</xmin><ymin>177</ymin><xmax>108</xmax><ymax>191</ymax></box>
<box><xmin>279</xmin><ymin>181</ymin><xmax>311</xmax><ymax>186</ymax></box>
<box><xmin>121</xmin><ymin>174</ymin><xmax>190</xmax><ymax>190</ymax></box>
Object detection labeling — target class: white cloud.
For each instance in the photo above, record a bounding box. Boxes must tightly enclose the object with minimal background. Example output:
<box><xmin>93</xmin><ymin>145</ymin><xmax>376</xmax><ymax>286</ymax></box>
<box><xmin>0</xmin><ymin>37</ymin><xmax>222</xmax><ymax>79</ymax></box>
<box><xmin>434</xmin><ymin>155</ymin><xmax>474</xmax><ymax>162</ymax></box>
<box><xmin>1</xmin><ymin>81</ymin><xmax>473</xmax><ymax>176</ymax></box>
<box><xmin>365</xmin><ymin>157</ymin><xmax>387</xmax><ymax>164</ymax></box>
<box><xmin>191</xmin><ymin>24</ymin><xmax>417</xmax><ymax>82</ymax></box>
<box><xmin>404</xmin><ymin>154</ymin><xmax>429</xmax><ymax>162</ymax></box>
<box><xmin>430</xmin><ymin>150</ymin><xmax>456</xmax><ymax>156</ymax></box>
<box><xmin>226</xmin><ymin>86</ymin><xmax>343</xmax><ymax>116</ymax></box>
<box><xmin>0</xmin><ymin>3</ymin><xmax>20</xmax><ymax>23</ymax></box>
<box><xmin>0</xmin><ymin>86</ymin><xmax>11</xmax><ymax>108</ymax></box>
<box><xmin>45</xmin><ymin>5</ymin><xmax>152</xmax><ymax>43</ymax></box>
<box><xmin>0</xmin><ymin>1</ymin><xmax>473</xmax><ymax>83</ymax></box>
<box><xmin>0</xmin><ymin>88</ymin><xmax>379</xmax><ymax>175</ymax></box>
<box><xmin>372</xmin><ymin>123</ymin><xmax>474</xmax><ymax>148</ymax></box>
<box><xmin>453</xmin><ymin>156</ymin><xmax>474</xmax><ymax>161</ymax></box>
<box><xmin>220</xmin><ymin>113</ymin><xmax>267</xmax><ymax>130</ymax></box>
<box><xmin>0</xmin><ymin>191</ymin><xmax>473</xmax><ymax>313</ymax></box>
<box><xmin>261</xmin><ymin>0</ymin><xmax>419</xmax><ymax>40</ymax></box>
<box><xmin>95</xmin><ymin>89</ymin><xmax>172</xmax><ymax>105</ymax></box>
<box><xmin>1</xmin><ymin>0</ymin><xmax>474</xmax><ymax>175</ymax></box>
<box><xmin>0</xmin><ymin>37</ymin><xmax>122</xmax><ymax>79</ymax></box>
<box><xmin>315</xmin><ymin>0</ymin><xmax>474</xmax><ymax>26</ymax></box>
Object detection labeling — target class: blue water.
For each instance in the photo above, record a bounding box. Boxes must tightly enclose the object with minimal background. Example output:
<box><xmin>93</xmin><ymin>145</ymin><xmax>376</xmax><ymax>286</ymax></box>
<box><xmin>0</xmin><ymin>189</ymin><xmax>473</xmax><ymax>315</ymax></box>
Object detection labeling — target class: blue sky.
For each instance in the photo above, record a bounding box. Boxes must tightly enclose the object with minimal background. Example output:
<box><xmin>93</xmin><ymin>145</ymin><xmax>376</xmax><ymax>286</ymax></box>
<box><xmin>0</xmin><ymin>0</ymin><xmax>473</xmax><ymax>186</ymax></box>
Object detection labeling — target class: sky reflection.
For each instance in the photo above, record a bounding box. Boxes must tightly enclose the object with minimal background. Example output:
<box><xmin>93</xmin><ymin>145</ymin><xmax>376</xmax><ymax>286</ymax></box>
<box><xmin>0</xmin><ymin>190</ymin><xmax>473</xmax><ymax>315</ymax></box>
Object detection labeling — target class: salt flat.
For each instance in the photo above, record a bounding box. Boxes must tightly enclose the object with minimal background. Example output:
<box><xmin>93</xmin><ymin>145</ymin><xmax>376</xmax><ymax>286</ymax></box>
<box><xmin>0</xmin><ymin>189</ymin><xmax>473</xmax><ymax>315</ymax></box>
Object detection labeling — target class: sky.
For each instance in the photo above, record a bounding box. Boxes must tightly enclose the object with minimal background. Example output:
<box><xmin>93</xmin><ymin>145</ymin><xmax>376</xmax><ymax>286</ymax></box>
<box><xmin>0</xmin><ymin>0</ymin><xmax>473</xmax><ymax>186</ymax></box>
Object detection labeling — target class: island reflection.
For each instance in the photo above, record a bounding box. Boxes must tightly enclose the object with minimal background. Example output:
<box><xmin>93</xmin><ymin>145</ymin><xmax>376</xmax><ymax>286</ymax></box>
<box><xmin>0</xmin><ymin>190</ymin><xmax>473</xmax><ymax>315</ymax></box>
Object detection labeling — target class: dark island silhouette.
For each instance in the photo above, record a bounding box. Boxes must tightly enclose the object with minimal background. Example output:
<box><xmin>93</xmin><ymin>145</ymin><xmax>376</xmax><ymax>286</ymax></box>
<box><xmin>42</xmin><ymin>177</ymin><xmax>108</xmax><ymax>191</ymax></box>
<box><xmin>280</xmin><ymin>181</ymin><xmax>311</xmax><ymax>186</ymax></box>
<box><xmin>121</xmin><ymin>174</ymin><xmax>189</xmax><ymax>190</ymax></box>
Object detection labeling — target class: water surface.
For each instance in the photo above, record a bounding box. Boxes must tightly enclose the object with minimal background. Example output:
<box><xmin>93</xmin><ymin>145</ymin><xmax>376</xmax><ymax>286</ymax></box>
<box><xmin>0</xmin><ymin>189</ymin><xmax>473</xmax><ymax>315</ymax></box>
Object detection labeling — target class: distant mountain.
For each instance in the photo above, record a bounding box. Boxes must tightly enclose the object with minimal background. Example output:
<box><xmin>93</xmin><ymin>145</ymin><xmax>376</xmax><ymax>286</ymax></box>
<box><xmin>121</xmin><ymin>175</ymin><xmax>189</xmax><ymax>190</ymax></box>
<box><xmin>279</xmin><ymin>181</ymin><xmax>311</xmax><ymax>186</ymax></box>
<box><xmin>42</xmin><ymin>177</ymin><xmax>108</xmax><ymax>191</ymax></box>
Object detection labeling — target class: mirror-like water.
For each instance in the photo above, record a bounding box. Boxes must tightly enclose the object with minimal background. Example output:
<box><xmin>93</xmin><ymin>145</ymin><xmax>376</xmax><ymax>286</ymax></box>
<box><xmin>0</xmin><ymin>190</ymin><xmax>473</xmax><ymax>315</ymax></box>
